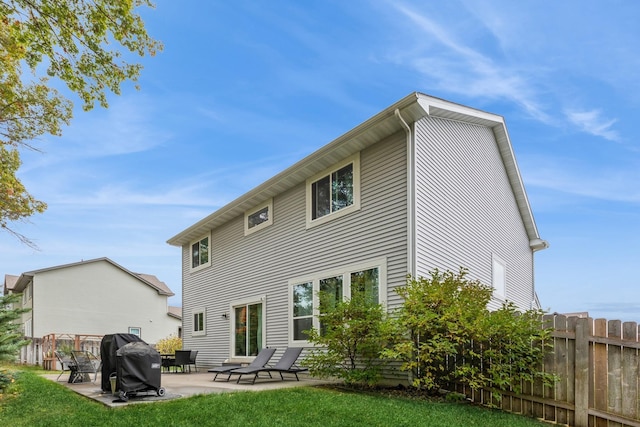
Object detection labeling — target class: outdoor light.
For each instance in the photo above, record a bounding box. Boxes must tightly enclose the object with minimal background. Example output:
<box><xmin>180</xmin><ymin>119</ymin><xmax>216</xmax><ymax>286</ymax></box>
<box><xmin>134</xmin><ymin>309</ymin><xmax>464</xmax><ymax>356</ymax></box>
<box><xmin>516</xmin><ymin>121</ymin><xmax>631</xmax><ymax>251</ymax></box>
<box><xmin>221</xmin><ymin>313</ymin><xmax>228</xmax><ymax>319</ymax></box>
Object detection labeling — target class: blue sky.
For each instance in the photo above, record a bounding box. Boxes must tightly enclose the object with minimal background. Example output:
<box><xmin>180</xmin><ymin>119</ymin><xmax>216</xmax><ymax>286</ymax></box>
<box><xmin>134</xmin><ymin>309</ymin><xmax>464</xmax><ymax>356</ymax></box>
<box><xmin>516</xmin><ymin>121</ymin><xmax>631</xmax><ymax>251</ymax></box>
<box><xmin>4</xmin><ymin>1</ymin><xmax>640</xmax><ymax>322</ymax></box>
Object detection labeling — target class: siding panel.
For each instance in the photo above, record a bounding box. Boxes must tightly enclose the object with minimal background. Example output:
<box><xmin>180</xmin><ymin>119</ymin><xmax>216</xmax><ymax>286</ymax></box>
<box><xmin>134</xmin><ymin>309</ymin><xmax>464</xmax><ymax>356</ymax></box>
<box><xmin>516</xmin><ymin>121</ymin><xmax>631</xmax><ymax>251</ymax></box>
<box><xmin>414</xmin><ymin>116</ymin><xmax>533</xmax><ymax>310</ymax></box>
<box><xmin>182</xmin><ymin>133</ymin><xmax>408</xmax><ymax>367</ymax></box>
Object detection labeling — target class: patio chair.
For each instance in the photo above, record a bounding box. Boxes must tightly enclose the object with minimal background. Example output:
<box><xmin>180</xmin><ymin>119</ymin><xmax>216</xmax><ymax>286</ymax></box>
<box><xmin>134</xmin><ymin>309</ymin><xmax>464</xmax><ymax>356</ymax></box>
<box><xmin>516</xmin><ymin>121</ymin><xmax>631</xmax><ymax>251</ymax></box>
<box><xmin>207</xmin><ymin>347</ymin><xmax>276</xmax><ymax>381</ymax></box>
<box><xmin>54</xmin><ymin>350</ymin><xmax>76</xmax><ymax>382</ymax></box>
<box><xmin>234</xmin><ymin>347</ymin><xmax>307</xmax><ymax>384</ymax></box>
<box><xmin>70</xmin><ymin>350</ymin><xmax>101</xmax><ymax>383</ymax></box>
<box><xmin>173</xmin><ymin>350</ymin><xmax>192</xmax><ymax>373</ymax></box>
<box><xmin>188</xmin><ymin>350</ymin><xmax>199</xmax><ymax>373</ymax></box>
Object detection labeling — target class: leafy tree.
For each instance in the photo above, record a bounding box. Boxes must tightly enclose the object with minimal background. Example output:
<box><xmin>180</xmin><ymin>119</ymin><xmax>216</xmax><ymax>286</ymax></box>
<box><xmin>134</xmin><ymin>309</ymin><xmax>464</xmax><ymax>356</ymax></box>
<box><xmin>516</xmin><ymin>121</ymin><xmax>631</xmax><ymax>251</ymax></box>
<box><xmin>0</xmin><ymin>0</ymin><xmax>162</xmax><ymax>246</ymax></box>
<box><xmin>0</xmin><ymin>292</ymin><xmax>30</xmax><ymax>362</ymax></box>
<box><xmin>305</xmin><ymin>291</ymin><xmax>391</xmax><ymax>386</ymax></box>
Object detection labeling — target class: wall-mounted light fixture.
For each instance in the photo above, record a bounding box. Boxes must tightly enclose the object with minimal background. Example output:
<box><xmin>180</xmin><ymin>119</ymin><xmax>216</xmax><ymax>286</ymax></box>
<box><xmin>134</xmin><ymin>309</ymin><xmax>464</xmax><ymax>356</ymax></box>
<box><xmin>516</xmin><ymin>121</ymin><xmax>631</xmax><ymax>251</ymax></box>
<box><xmin>221</xmin><ymin>313</ymin><xmax>228</xmax><ymax>319</ymax></box>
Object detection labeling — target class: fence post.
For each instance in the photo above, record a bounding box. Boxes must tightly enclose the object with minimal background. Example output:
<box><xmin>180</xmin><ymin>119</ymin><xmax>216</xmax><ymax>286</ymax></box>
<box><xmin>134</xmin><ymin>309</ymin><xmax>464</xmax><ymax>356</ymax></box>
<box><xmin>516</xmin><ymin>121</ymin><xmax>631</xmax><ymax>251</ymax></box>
<box><xmin>575</xmin><ymin>317</ymin><xmax>589</xmax><ymax>427</ymax></box>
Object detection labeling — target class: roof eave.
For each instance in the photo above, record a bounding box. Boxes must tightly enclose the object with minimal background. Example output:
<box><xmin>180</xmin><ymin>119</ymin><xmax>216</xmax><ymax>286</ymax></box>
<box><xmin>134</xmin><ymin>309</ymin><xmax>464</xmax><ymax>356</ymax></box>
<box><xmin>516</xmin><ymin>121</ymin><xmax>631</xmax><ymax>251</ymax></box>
<box><xmin>167</xmin><ymin>92</ymin><xmax>546</xmax><ymax>249</ymax></box>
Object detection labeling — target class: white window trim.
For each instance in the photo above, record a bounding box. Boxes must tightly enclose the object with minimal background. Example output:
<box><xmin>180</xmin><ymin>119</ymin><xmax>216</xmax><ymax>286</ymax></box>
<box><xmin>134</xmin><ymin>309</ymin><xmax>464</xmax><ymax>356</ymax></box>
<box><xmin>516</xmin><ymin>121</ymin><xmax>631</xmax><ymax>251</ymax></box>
<box><xmin>229</xmin><ymin>295</ymin><xmax>267</xmax><ymax>362</ymax></box>
<box><xmin>492</xmin><ymin>254</ymin><xmax>507</xmax><ymax>301</ymax></box>
<box><xmin>288</xmin><ymin>257</ymin><xmax>387</xmax><ymax>346</ymax></box>
<box><xmin>128</xmin><ymin>327</ymin><xmax>141</xmax><ymax>337</ymax></box>
<box><xmin>192</xmin><ymin>307</ymin><xmax>206</xmax><ymax>337</ymax></box>
<box><xmin>190</xmin><ymin>233</ymin><xmax>211</xmax><ymax>273</ymax></box>
<box><xmin>244</xmin><ymin>198</ymin><xmax>273</xmax><ymax>236</ymax></box>
<box><xmin>305</xmin><ymin>152</ymin><xmax>361</xmax><ymax>229</ymax></box>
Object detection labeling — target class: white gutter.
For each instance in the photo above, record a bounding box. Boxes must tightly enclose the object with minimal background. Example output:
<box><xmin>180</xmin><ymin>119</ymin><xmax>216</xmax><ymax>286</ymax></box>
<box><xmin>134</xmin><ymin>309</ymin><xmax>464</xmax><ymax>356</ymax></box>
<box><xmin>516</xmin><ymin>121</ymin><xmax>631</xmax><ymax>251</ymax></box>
<box><xmin>395</xmin><ymin>108</ymin><xmax>416</xmax><ymax>278</ymax></box>
<box><xmin>529</xmin><ymin>238</ymin><xmax>550</xmax><ymax>252</ymax></box>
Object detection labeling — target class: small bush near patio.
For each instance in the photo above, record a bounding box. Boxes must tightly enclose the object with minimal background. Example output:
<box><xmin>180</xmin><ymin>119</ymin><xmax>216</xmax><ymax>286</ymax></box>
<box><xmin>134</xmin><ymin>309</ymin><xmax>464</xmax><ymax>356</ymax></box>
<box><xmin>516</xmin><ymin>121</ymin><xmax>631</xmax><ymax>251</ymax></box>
<box><xmin>0</xmin><ymin>369</ymin><xmax>549</xmax><ymax>426</ymax></box>
<box><xmin>304</xmin><ymin>291</ymin><xmax>392</xmax><ymax>386</ymax></box>
<box><xmin>154</xmin><ymin>334</ymin><xmax>182</xmax><ymax>355</ymax></box>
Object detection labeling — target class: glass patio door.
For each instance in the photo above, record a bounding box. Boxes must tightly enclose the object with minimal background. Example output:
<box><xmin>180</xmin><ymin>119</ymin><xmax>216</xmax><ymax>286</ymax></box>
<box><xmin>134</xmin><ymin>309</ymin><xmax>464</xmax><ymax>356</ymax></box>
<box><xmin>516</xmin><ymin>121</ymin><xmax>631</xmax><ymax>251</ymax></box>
<box><xmin>233</xmin><ymin>302</ymin><xmax>263</xmax><ymax>357</ymax></box>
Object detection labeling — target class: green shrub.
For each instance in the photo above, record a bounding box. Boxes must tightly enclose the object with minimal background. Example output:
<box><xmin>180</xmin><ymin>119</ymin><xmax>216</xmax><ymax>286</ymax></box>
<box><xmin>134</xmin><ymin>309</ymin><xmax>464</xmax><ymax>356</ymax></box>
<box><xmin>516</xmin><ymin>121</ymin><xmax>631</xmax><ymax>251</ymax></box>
<box><xmin>382</xmin><ymin>268</ymin><xmax>492</xmax><ymax>391</ymax></box>
<box><xmin>305</xmin><ymin>292</ymin><xmax>392</xmax><ymax>386</ymax></box>
<box><xmin>382</xmin><ymin>268</ymin><xmax>556</xmax><ymax>398</ymax></box>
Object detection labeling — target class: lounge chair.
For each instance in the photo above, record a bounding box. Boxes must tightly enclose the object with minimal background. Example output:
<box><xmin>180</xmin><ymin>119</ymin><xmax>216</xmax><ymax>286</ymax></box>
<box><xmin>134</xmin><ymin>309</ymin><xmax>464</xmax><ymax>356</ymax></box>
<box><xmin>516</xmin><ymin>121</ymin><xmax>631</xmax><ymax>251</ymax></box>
<box><xmin>207</xmin><ymin>347</ymin><xmax>276</xmax><ymax>381</ymax></box>
<box><xmin>234</xmin><ymin>347</ymin><xmax>308</xmax><ymax>384</ymax></box>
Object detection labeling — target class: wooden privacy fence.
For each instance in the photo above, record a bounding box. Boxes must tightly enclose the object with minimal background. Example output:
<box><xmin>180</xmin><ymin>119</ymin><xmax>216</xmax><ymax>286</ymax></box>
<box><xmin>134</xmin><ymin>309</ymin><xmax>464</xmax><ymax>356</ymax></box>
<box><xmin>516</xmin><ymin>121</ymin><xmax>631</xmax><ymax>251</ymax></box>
<box><xmin>452</xmin><ymin>315</ymin><xmax>640</xmax><ymax>427</ymax></box>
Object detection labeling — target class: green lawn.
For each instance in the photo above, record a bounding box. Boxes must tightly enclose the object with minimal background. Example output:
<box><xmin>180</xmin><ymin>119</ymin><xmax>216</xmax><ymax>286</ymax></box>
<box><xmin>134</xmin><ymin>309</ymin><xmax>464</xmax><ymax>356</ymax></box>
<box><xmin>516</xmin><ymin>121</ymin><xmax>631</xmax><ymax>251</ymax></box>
<box><xmin>1</xmin><ymin>369</ymin><xmax>548</xmax><ymax>427</ymax></box>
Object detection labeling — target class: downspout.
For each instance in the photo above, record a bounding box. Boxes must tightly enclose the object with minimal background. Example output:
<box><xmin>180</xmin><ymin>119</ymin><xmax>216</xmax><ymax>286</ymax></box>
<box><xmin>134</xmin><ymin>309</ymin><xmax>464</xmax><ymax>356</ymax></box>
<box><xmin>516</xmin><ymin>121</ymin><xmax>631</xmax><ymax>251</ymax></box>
<box><xmin>529</xmin><ymin>238</ymin><xmax>550</xmax><ymax>309</ymax></box>
<box><xmin>395</xmin><ymin>108</ymin><xmax>418</xmax><ymax>383</ymax></box>
<box><xmin>395</xmin><ymin>108</ymin><xmax>416</xmax><ymax>279</ymax></box>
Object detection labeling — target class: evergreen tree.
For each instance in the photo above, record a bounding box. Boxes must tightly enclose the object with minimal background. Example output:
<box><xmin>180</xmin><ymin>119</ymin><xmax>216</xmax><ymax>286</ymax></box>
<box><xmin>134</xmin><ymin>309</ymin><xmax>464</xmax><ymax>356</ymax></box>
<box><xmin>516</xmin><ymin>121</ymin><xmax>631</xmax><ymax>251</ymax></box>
<box><xmin>0</xmin><ymin>292</ymin><xmax>30</xmax><ymax>362</ymax></box>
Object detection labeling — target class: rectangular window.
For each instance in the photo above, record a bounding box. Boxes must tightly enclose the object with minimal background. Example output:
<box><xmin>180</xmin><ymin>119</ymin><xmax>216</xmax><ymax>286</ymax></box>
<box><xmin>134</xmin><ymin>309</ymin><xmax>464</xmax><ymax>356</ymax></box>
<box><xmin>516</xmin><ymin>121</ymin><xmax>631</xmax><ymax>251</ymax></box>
<box><xmin>351</xmin><ymin>268</ymin><xmax>379</xmax><ymax>305</ymax></box>
<box><xmin>289</xmin><ymin>258</ymin><xmax>386</xmax><ymax>345</ymax></box>
<box><xmin>244</xmin><ymin>199</ymin><xmax>273</xmax><ymax>235</ymax></box>
<box><xmin>191</xmin><ymin>235</ymin><xmax>211</xmax><ymax>271</ymax></box>
<box><xmin>232</xmin><ymin>299</ymin><xmax>264</xmax><ymax>358</ymax></box>
<box><xmin>192</xmin><ymin>308</ymin><xmax>206</xmax><ymax>337</ymax></box>
<box><xmin>306</xmin><ymin>153</ymin><xmax>360</xmax><ymax>228</ymax></box>
<box><xmin>492</xmin><ymin>254</ymin><xmax>506</xmax><ymax>300</ymax></box>
<box><xmin>292</xmin><ymin>282</ymin><xmax>313</xmax><ymax>341</ymax></box>
<box><xmin>319</xmin><ymin>276</ymin><xmax>343</xmax><ymax>336</ymax></box>
<box><xmin>24</xmin><ymin>318</ymin><xmax>32</xmax><ymax>337</ymax></box>
<box><xmin>128</xmin><ymin>327</ymin><xmax>141</xmax><ymax>337</ymax></box>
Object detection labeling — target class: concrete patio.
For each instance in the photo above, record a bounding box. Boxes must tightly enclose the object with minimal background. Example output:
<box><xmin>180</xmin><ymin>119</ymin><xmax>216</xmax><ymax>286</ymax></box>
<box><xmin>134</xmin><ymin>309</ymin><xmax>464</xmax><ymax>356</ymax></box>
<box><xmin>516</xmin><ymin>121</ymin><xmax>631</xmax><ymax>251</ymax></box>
<box><xmin>43</xmin><ymin>370</ymin><xmax>334</xmax><ymax>408</ymax></box>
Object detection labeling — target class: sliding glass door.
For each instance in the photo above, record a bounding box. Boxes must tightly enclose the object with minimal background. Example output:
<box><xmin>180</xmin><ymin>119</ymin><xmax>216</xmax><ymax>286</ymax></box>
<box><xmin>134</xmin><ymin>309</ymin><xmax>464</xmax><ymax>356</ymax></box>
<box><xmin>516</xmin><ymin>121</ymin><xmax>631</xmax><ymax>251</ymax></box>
<box><xmin>233</xmin><ymin>301</ymin><xmax>263</xmax><ymax>357</ymax></box>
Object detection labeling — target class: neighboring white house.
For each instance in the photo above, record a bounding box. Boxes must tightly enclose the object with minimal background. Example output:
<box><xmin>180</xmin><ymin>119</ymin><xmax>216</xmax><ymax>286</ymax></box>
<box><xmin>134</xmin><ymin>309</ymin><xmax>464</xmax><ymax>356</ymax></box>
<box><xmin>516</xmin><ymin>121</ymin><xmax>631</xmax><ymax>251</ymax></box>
<box><xmin>3</xmin><ymin>257</ymin><xmax>182</xmax><ymax>365</ymax></box>
<box><xmin>167</xmin><ymin>92</ymin><xmax>549</xmax><ymax>372</ymax></box>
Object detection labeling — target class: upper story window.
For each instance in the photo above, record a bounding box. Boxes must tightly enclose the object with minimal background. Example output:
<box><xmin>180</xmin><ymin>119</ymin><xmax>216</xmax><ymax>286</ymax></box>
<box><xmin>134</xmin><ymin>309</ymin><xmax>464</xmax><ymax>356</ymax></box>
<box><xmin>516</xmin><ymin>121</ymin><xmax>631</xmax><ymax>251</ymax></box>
<box><xmin>244</xmin><ymin>199</ymin><xmax>273</xmax><ymax>236</ymax></box>
<box><xmin>22</xmin><ymin>283</ymin><xmax>32</xmax><ymax>305</ymax></box>
<box><xmin>306</xmin><ymin>153</ymin><xmax>360</xmax><ymax>228</ymax></box>
<box><xmin>191</xmin><ymin>234</ymin><xmax>211</xmax><ymax>272</ymax></box>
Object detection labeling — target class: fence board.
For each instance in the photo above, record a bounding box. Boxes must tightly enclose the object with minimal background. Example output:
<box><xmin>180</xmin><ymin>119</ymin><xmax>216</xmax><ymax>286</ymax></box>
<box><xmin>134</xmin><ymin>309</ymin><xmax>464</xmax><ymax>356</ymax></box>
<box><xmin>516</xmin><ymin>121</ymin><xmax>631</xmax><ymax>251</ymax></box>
<box><xmin>594</xmin><ymin>319</ymin><xmax>608</xmax><ymax>427</ymax></box>
<box><xmin>609</xmin><ymin>320</ymin><xmax>623</xmax><ymax>427</ymax></box>
<box><xmin>556</xmin><ymin>315</ymin><xmax>569</xmax><ymax>425</ymax></box>
<box><xmin>567</xmin><ymin>316</ymin><xmax>578</xmax><ymax>427</ymax></box>
<box><xmin>622</xmin><ymin>322</ymin><xmax>639</xmax><ymax>421</ymax></box>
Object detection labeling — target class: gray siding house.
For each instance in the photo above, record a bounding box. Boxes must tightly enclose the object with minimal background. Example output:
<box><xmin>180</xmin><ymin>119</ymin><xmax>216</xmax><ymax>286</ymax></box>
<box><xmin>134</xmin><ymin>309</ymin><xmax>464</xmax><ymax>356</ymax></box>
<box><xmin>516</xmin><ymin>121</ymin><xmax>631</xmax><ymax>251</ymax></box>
<box><xmin>167</xmin><ymin>92</ymin><xmax>548</xmax><ymax>369</ymax></box>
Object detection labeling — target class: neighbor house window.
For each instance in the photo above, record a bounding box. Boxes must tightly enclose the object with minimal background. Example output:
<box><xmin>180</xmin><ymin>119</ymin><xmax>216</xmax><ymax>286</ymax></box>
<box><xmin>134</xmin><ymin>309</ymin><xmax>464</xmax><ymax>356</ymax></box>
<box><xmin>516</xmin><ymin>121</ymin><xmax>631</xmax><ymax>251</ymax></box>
<box><xmin>191</xmin><ymin>234</ymin><xmax>211</xmax><ymax>271</ymax></box>
<box><xmin>288</xmin><ymin>258</ymin><xmax>386</xmax><ymax>344</ymax></box>
<box><xmin>306</xmin><ymin>153</ymin><xmax>360</xmax><ymax>228</ymax></box>
<box><xmin>193</xmin><ymin>308</ymin><xmax>206</xmax><ymax>337</ymax></box>
<box><xmin>492</xmin><ymin>254</ymin><xmax>506</xmax><ymax>300</ymax></box>
<box><xmin>244</xmin><ymin>199</ymin><xmax>273</xmax><ymax>236</ymax></box>
<box><xmin>128</xmin><ymin>327</ymin><xmax>141</xmax><ymax>337</ymax></box>
<box><xmin>231</xmin><ymin>297</ymin><xmax>265</xmax><ymax>358</ymax></box>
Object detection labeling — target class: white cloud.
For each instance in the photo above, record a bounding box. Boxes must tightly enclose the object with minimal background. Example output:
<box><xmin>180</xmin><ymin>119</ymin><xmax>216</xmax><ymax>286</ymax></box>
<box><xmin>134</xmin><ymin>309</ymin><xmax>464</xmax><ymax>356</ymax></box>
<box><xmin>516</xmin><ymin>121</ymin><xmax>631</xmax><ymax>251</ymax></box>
<box><xmin>565</xmin><ymin>109</ymin><xmax>620</xmax><ymax>141</ymax></box>
<box><xmin>387</xmin><ymin>2</ymin><xmax>552</xmax><ymax>123</ymax></box>
<box><xmin>522</xmin><ymin>156</ymin><xmax>640</xmax><ymax>203</ymax></box>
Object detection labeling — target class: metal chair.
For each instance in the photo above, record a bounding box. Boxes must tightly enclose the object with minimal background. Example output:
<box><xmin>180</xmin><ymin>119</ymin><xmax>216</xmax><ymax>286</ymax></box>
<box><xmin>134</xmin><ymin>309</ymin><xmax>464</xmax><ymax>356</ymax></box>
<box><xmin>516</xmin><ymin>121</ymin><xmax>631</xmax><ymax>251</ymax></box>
<box><xmin>54</xmin><ymin>350</ymin><xmax>76</xmax><ymax>381</ymax></box>
<box><xmin>70</xmin><ymin>350</ymin><xmax>101</xmax><ymax>383</ymax></box>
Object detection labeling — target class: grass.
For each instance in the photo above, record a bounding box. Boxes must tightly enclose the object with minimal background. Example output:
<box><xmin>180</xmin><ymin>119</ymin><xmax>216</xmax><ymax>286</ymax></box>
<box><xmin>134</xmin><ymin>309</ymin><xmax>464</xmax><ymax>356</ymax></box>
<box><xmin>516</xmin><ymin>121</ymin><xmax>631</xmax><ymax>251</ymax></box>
<box><xmin>0</xmin><ymin>369</ymin><xmax>549</xmax><ymax>427</ymax></box>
